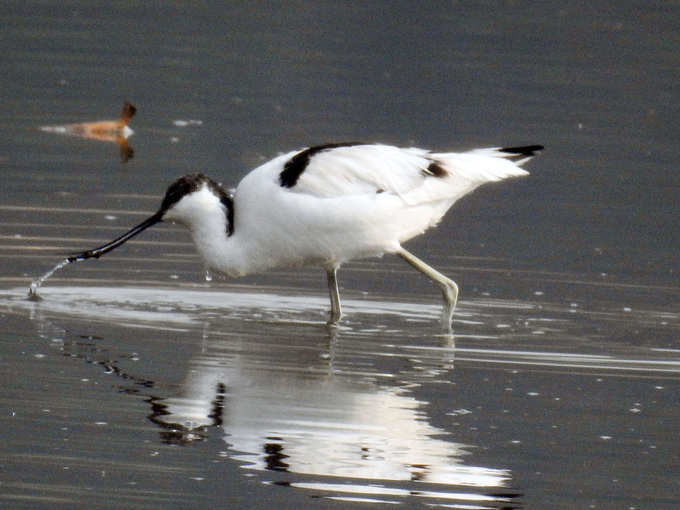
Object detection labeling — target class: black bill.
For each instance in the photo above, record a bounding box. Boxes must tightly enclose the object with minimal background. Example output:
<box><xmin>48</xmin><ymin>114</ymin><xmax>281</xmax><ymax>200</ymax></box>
<box><xmin>67</xmin><ymin>211</ymin><xmax>164</xmax><ymax>263</ymax></box>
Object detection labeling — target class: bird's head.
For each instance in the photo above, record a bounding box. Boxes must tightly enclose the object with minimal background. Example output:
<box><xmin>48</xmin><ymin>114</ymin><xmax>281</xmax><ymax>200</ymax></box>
<box><xmin>67</xmin><ymin>174</ymin><xmax>233</xmax><ymax>263</ymax></box>
<box><xmin>159</xmin><ymin>174</ymin><xmax>234</xmax><ymax>230</ymax></box>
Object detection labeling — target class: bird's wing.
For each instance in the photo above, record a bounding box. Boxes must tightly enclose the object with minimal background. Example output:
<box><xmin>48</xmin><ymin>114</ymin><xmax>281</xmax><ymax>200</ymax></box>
<box><xmin>278</xmin><ymin>143</ymin><xmax>534</xmax><ymax>202</ymax></box>
<box><xmin>280</xmin><ymin>144</ymin><xmax>438</xmax><ymax>198</ymax></box>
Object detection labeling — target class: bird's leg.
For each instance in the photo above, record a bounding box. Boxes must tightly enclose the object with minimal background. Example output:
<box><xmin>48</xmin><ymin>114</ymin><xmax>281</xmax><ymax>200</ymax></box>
<box><xmin>326</xmin><ymin>266</ymin><xmax>343</xmax><ymax>325</ymax></box>
<box><xmin>396</xmin><ymin>248</ymin><xmax>458</xmax><ymax>331</ymax></box>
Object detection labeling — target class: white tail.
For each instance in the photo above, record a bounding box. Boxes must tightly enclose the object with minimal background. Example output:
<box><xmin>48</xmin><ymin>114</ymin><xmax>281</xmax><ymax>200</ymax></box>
<box><xmin>430</xmin><ymin>144</ymin><xmax>542</xmax><ymax>183</ymax></box>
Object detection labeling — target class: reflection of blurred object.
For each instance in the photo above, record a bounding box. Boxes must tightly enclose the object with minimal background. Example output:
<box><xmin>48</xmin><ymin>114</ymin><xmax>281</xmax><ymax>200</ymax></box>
<box><xmin>172</xmin><ymin>119</ymin><xmax>202</xmax><ymax>127</ymax></box>
<box><xmin>40</xmin><ymin>102</ymin><xmax>137</xmax><ymax>162</ymax></box>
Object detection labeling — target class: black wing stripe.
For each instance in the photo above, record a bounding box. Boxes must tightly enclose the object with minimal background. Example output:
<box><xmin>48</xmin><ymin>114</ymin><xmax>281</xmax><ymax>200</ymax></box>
<box><xmin>279</xmin><ymin>142</ymin><xmax>365</xmax><ymax>188</ymax></box>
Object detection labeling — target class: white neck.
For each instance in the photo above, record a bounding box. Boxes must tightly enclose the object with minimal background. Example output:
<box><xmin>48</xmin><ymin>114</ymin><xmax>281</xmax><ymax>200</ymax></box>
<box><xmin>189</xmin><ymin>214</ymin><xmax>248</xmax><ymax>278</ymax></box>
<box><xmin>163</xmin><ymin>185</ymin><xmax>249</xmax><ymax>277</ymax></box>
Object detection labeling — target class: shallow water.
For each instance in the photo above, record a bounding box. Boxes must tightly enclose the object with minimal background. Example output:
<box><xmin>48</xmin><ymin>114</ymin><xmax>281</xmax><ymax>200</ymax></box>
<box><xmin>2</xmin><ymin>1</ymin><xmax>680</xmax><ymax>509</ymax></box>
<box><xmin>2</xmin><ymin>281</ymin><xmax>678</xmax><ymax>508</ymax></box>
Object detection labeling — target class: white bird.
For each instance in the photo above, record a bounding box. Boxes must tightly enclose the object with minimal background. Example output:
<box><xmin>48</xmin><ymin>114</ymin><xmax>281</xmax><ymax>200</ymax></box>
<box><xmin>63</xmin><ymin>142</ymin><xmax>542</xmax><ymax>328</ymax></box>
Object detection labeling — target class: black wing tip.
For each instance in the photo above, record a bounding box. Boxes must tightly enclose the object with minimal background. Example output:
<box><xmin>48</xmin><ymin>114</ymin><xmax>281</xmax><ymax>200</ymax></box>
<box><xmin>499</xmin><ymin>144</ymin><xmax>545</xmax><ymax>157</ymax></box>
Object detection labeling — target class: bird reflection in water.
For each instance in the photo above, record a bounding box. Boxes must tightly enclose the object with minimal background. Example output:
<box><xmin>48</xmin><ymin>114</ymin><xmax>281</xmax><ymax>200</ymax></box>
<box><xmin>23</xmin><ymin>293</ymin><xmax>519</xmax><ymax>507</ymax></box>
<box><xmin>146</xmin><ymin>326</ymin><xmax>508</xmax><ymax>490</ymax></box>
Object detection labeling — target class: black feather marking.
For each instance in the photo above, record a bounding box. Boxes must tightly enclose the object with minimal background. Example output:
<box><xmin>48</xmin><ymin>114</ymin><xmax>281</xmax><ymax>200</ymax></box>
<box><xmin>160</xmin><ymin>174</ymin><xmax>204</xmax><ymax>212</ymax></box>
<box><xmin>499</xmin><ymin>145</ymin><xmax>544</xmax><ymax>157</ymax></box>
<box><xmin>161</xmin><ymin>174</ymin><xmax>234</xmax><ymax>236</ymax></box>
<box><xmin>279</xmin><ymin>142</ymin><xmax>365</xmax><ymax>188</ymax></box>
<box><xmin>424</xmin><ymin>160</ymin><xmax>448</xmax><ymax>178</ymax></box>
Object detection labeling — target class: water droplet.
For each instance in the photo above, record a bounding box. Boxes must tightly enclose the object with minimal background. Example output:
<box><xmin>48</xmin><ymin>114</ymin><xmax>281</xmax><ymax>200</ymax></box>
<box><xmin>28</xmin><ymin>258</ymin><xmax>72</xmax><ymax>298</ymax></box>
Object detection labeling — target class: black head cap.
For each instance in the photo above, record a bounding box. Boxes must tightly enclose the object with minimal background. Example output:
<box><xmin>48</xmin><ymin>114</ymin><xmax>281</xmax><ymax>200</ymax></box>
<box><xmin>161</xmin><ymin>174</ymin><xmax>234</xmax><ymax>235</ymax></box>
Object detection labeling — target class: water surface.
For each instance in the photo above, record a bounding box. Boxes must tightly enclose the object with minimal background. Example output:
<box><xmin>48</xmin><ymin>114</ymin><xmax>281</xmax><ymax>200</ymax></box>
<box><xmin>2</xmin><ymin>1</ymin><xmax>679</xmax><ymax>508</ymax></box>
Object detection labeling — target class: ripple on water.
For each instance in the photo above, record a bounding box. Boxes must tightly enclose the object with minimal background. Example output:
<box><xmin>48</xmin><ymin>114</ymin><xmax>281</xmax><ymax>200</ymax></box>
<box><xmin>1</xmin><ymin>281</ymin><xmax>679</xmax><ymax>508</ymax></box>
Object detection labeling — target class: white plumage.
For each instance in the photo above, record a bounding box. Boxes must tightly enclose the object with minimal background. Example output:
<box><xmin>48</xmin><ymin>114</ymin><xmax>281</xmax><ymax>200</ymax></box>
<box><xmin>63</xmin><ymin>142</ymin><xmax>542</xmax><ymax>329</ymax></box>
